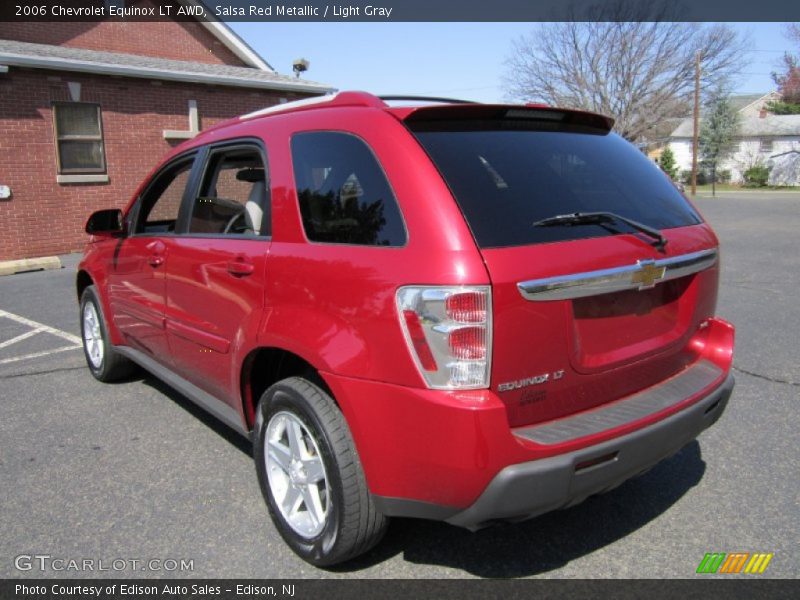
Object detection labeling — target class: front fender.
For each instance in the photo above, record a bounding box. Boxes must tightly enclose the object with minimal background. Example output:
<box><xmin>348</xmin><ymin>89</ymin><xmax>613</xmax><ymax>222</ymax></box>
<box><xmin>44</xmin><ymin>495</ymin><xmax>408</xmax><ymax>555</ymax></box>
<box><xmin>78</xmin><ymin>243</ymin><xmax>125</xmax><ymax>347</ymax></box>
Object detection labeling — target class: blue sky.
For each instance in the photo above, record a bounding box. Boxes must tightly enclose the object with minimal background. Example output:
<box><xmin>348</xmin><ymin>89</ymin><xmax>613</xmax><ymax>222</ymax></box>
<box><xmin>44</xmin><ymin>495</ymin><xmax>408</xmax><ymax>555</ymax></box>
<box><xmin>229</xmin><ymin>22</ymin><xmax>794</xmax><ymax>102</ymax></box>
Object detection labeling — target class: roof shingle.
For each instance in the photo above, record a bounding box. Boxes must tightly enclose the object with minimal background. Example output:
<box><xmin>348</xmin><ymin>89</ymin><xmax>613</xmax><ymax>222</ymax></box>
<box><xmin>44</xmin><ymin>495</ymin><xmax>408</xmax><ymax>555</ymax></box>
<box><xmin>0</xmin><ymin>39</ymin><xmax>334</xmax><ymax>93</ymax></box>
<box><xmin>671</xmin><ymin>114</ymin><xmax>800</xmax><ymax>138</ymax></box>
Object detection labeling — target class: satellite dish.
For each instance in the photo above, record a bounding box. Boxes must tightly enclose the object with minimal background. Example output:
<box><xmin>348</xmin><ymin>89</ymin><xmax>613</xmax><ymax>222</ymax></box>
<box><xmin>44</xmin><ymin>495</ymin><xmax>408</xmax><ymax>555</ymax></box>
<box><xmin>292</xmin><ymin>58</ymin><xmax>310</xmax><ymax>78</ymax></box>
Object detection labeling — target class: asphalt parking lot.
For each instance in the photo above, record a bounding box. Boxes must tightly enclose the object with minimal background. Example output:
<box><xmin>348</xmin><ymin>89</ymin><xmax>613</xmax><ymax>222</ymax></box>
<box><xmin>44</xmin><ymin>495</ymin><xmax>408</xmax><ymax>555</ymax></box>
<box><xmin>1</xmin><ymin>193</ymin><xmax>798</xmax><ymax>579</ymax></box>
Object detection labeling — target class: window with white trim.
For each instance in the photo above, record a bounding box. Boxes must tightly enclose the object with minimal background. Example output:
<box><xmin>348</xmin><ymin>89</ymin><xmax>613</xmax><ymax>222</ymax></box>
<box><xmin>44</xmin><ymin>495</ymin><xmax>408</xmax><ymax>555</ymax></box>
<box><xmin>760</xmin><ymin>139</ymin><xmax>773</xmax><ymax>154</ymax></box>
<box><xmin>52</xmin><ymin>102</ymin><xmax>107</xmax><ymax>174</ymax></box>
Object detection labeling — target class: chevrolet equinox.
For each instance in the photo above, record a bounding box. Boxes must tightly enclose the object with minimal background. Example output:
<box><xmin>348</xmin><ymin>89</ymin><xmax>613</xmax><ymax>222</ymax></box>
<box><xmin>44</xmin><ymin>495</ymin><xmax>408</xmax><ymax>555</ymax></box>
<box><xmin>77</xmin><ymin>92</ymin><xmax>735</xmax><ymax>566</ymax></box>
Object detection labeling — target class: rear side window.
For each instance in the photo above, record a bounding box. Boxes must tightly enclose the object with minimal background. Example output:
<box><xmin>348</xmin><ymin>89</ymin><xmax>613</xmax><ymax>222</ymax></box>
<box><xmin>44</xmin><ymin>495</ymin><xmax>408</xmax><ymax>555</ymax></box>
<box><xmin>291</xmin><ymin>132</ymin><xmax>406</xmax><ymax>246</ymax></box>
<box><xmin>412</xmin><ymin>126</ymin><xmax>701</xmax><ymax>248</ymax></box>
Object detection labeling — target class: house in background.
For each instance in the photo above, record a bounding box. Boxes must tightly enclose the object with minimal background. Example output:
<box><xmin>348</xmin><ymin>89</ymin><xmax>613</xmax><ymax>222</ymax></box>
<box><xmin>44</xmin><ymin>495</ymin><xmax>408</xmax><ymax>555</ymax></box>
<box><xmin>0</xmin><ymin>0</ymin><xmax>333</xmax><ymax>261</ymax></box>
<box><xmin>669</xmin><ymin>92</ymin><xmax>800</xmax><ymax>186</ymax></box>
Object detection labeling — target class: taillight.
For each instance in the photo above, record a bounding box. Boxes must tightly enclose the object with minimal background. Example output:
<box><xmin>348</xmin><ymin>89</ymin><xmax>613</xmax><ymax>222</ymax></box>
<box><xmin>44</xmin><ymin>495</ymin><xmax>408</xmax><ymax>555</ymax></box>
<box><xmin>445</xmin><ymin>291</ymin><xmax>486</xmax><ymax>323</ymax></box>
<box><xmin>396</xmin><ymin>286</ymin><xmax>492</xmax><ymax>389</ymax></box>
<box><xmin>448</xmin><ymin>326</ymin><xmax>486</xmax><ymax>360</ymax></box>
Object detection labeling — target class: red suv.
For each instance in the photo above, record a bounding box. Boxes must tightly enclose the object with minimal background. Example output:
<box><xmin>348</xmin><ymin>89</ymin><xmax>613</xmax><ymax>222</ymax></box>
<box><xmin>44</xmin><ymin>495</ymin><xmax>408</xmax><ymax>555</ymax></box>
<box><xmin>78</xmin><ymin>92</ymin><xmax>735</xmax><ymax>566</ymax></box>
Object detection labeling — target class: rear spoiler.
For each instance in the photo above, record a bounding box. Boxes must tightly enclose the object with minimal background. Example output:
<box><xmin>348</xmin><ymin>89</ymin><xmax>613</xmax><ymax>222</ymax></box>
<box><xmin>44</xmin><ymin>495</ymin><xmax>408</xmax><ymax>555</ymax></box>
<box><xmin>399</xmin><ymin>104</ymin><xmax>615</xmax><ymax>135</ymax></box>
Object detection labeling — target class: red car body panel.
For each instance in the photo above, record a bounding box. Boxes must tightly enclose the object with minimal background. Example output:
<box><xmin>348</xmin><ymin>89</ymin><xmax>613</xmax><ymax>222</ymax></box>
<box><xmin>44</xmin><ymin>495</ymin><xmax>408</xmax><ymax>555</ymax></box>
<box><xmin>484</xmin><ymin>223</ymin><xmax>721</xmax><ymax>427</ymax></box>
<box><xmin>164</xmin><ymin>237</ymin><xmax>270</xmax><ymax>404</ymax></box>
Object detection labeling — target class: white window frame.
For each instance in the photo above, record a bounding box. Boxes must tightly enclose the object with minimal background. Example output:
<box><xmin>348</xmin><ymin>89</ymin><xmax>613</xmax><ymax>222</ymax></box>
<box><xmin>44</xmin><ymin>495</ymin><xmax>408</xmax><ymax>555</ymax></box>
<box><xmin>52</xmin><ymin>102</ymin><xmax>107</xmax><ymax>176</ymax></box>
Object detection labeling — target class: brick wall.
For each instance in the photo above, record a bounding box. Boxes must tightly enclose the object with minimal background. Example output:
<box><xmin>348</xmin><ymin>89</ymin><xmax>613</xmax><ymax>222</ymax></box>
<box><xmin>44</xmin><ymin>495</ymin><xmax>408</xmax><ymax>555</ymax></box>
<box><xmin>0</xmin><ymin>7</ymin><xmax>249</xmax><ymax>66</ymax></box>
<box><xmin>0</xmin><ymin>68</ymin><xmax>309</xmax><ymax>260</ymax></box>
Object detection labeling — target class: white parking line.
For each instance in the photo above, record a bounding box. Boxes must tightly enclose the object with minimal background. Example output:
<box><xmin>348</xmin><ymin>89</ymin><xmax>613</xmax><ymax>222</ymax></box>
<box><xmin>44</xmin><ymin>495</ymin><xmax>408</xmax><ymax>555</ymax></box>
<box><xmin>0</xmin><ymin>346</ymin><xmax>80</xmax><ymax>365</ymax></box>
<box><xmin>0</xmin><ymin>327</ymin><xmax>45</xmax><ymax>349</ymax></box>
<box><xmin>0</xmin><ymin>309</ymin><xmax>81</xmax><ymax>345</ymax></box>
<box><xmin>0</xmin><ymin>309</ymin><xmax>82</xmax><ymax>365</ymax></box>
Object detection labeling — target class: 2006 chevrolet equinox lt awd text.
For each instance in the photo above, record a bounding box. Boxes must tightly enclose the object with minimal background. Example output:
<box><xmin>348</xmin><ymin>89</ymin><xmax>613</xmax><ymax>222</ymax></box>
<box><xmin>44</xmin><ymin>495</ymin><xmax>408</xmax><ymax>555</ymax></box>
<box><xmin>77</xmin><ymin>92</ymin><xmax>735</xmax><ymax>566</ymax></box>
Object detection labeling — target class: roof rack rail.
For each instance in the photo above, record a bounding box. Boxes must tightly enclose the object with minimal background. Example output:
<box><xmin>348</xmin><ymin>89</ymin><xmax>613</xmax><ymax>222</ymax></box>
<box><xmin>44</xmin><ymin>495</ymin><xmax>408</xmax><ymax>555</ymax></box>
<box><xmin>234</xmin><ymin>92</ymin><xmax>478</xmax><ymax>125</ymax></box>
<box><xmin>239</xmin><ymin>91</ymin><xmax>385</xmax><ymax>121</ymax></box>
<box><xmin>379</xmin><ymin>95</ymin><xmax>478</xmax><ymax>105</ymax></box>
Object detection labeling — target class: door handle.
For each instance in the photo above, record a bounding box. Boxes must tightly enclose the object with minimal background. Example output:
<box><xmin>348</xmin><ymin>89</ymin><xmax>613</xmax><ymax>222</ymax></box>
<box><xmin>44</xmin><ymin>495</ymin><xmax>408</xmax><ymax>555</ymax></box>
<box><xmin>227</xmin><ymin>256</ymin><xmax>254</xmax><ymax>276</ymax></box>
<box><xmin>145</xmin><ymin>240</ymin><xmax>165</xmax><ymax>268</ymax></box>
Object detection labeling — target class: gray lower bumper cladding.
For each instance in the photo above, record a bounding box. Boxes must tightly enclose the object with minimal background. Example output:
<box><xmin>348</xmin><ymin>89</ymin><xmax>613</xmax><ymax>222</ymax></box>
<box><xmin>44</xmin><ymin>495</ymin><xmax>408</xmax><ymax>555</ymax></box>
<box><xmin>445</xmin><ymin>374</ymin><xmax>734</xmax><ymax>530</ymax></box>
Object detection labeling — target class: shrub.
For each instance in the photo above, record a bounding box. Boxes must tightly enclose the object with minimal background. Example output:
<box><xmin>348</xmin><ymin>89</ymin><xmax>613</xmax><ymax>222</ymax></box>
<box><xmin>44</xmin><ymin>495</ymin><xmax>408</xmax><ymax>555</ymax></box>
<box><xmin>743</xmin><ymin>165</ymin><xmax>770</xmax><ymax>187</ymax></box>
<box><xmin>716</xmin><ymin>169</ymin><xmax>731</xmax><ymax>184</ymax></box>
<box><xmin>681</xmin><ymin>169</ymin><xmax>709</xmax><ymax>185</ymax></box>
<box><xmin>658</xmin><ymin>147</ymin><xmax>679</xmax><ymax>180</ymax></box>
<box><xmin>765</xmin><ymin>100</ymin><xmax>800</xmax><ymax>115</ymax></box>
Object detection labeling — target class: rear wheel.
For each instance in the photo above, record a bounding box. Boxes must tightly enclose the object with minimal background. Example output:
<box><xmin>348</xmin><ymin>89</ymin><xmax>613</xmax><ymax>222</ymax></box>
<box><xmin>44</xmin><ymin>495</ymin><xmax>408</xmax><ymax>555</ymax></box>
<box><xmin>80</xmin><ymin>285</ymin><xmax>135</xmax><ymax>382</ymax></box>
<box><xmin>254</xmin><ymin>377</ymin><xmax>388</xmax><ymax>566</ymax></box>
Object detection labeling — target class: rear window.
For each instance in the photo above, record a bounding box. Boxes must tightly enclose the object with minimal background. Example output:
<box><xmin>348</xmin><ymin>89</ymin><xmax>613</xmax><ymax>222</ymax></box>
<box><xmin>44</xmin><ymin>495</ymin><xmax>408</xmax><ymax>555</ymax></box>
<box><xmin>412</xmin><ymin>126</ymin><xmax>701</xmax><ymax>248</ymax></box>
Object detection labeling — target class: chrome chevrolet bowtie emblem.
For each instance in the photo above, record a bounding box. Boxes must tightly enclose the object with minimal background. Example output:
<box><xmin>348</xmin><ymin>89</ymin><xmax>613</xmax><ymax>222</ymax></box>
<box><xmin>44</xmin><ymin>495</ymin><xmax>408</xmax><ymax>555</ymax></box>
<box><xmin>631</xmin><ymin>260</ymin><xmax>666</xmax><ymax>290</ymax></box>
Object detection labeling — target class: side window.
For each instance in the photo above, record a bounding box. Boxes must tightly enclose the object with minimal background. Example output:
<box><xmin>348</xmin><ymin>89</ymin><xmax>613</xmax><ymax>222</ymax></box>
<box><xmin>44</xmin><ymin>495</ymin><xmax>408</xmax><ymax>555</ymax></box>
<box><xmin>188</xmin><ymin>146</ymin><xmax>269</xmax><ymax>237</ymax></box>
<box><xmin>136</xmin><ymin>158</ymin><xmax>194</xmax><ymax>234</ymax></box>
<box><xmin>291</xmin><ymin>132</ymin><xmax>406</xmax><ymax>246</ymax></box>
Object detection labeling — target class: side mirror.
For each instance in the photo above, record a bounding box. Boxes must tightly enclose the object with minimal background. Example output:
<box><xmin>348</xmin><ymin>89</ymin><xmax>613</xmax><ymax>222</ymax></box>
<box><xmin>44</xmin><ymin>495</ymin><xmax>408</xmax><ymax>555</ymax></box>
<box><xmin>85</xmin><ymin>209</ymin><xmax>124</xmax><ymax>236</ymax></box>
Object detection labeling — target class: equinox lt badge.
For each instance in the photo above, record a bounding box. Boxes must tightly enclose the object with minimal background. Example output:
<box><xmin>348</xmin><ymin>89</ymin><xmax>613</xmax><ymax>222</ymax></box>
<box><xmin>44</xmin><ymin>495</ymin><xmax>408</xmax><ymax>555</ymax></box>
<box><xmin>498</xmin><ymin>369</ymin><xmax>565</xmax><ymax>392</ymax></box>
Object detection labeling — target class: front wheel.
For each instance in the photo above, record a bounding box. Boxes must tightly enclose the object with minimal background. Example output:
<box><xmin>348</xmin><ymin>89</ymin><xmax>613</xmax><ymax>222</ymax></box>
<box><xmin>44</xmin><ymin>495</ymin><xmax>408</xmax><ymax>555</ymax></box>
<box><xmin>253</xmin><ymin>377</ymin><xmax>388</xmax><ymax>566</ymax></box>
<box><xmin>80</xmin><ymin>285</ymin><xmax>135</xmax><ymax>382</ymax></box>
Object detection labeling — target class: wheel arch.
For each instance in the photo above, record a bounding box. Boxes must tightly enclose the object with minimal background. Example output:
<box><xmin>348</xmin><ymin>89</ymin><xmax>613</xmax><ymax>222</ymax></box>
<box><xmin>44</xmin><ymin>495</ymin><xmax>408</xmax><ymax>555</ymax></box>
<box><xmin>240</xmin><ymin>346</ymin><xmax>336</xmax><ymax>431</ymax></box>
<box><xmin>76</xmin><ymin>269</ymin><xmax>94</xmax><ymax>301</ymax></box>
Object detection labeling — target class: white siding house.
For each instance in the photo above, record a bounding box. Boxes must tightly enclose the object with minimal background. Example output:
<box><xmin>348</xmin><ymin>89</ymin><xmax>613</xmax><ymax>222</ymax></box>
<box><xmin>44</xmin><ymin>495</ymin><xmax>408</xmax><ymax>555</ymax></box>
<box><xmin>669</xmin><ymin>92</ymin><xmax>800</xmax><ymax>186</ymax></box>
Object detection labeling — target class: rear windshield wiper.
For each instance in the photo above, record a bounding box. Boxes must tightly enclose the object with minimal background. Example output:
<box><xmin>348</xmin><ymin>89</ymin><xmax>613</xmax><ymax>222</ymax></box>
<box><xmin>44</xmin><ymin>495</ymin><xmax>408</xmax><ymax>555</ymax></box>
<box><xmin>532</xmin><ymin>211</ymin><xmax>668</xmax><ymax>251</ymax></box>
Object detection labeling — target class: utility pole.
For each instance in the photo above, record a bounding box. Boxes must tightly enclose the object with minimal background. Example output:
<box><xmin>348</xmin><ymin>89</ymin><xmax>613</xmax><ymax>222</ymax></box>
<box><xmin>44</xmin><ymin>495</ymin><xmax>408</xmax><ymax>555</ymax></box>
<box><xmin>691</xmin><ymin>51</ymin><xmax>701</xmax><ymax>196</ymax></box>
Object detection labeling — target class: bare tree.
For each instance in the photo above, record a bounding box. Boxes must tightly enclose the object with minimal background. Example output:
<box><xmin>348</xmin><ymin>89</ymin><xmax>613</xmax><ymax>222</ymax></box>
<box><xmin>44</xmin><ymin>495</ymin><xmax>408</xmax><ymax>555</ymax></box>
<box><xmin>503</xmin><ymin>1</ymin><xmax>749</xmax><ymax>143</ymax></box>
<box><xmin>786</xmin><ymin>22</ymin><xmax>800</xmax><ymax>44</ymax></box>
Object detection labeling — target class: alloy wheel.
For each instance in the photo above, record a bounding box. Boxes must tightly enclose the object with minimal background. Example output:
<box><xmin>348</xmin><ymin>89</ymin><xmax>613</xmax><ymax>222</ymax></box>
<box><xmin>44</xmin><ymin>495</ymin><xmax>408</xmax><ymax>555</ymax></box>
<box><xmin>265</xmin><ymin>411</ymin><xmax>330</xmax><ymax>538</ymax></box>
<box><xmin>83</xmin><ymin>301</ymin><xmax>104</xmax><ymax>369</ymax></box>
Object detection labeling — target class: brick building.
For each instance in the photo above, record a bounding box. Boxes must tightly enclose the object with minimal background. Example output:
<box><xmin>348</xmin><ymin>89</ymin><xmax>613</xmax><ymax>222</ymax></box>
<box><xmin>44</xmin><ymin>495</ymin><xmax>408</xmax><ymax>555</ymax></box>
<box><xmin>0</xmin><ymin>4</ymin><xmax>332</xmax><ymax>261</ymax></box>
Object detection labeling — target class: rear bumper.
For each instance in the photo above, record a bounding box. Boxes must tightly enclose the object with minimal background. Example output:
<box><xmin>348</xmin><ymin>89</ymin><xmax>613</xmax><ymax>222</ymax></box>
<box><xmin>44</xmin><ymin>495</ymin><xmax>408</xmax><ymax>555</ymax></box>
<box><xmin>446</xmin><ymin>373</ymin><xmax>734</xmax><ymax>529</ymax></box>
<box><xmin>323</xmin><ymin>318</ymin><xmax>735</xmax><ymax>525</ymax></box>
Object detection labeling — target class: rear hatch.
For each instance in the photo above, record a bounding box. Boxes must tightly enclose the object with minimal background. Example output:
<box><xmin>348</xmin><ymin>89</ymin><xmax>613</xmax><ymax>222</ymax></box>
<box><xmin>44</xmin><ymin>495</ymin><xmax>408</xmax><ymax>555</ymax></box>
<box><xmin>405</xmin><ymin>105</ymin><xmax>720</xmax><ymax>427</ymax></box>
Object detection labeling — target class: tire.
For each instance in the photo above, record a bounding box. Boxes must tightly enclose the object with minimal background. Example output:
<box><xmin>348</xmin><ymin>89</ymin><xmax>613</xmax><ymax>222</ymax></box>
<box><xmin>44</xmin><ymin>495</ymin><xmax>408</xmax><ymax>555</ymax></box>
<box><xmin>254</xmin><ymin>377</ymin><xmax>388</xmax><ymax>566</ymax></box>
<box><xmin>79</xmin><ymin>285</ymin><xmax>135</xmax><ymax>382</ymax></box>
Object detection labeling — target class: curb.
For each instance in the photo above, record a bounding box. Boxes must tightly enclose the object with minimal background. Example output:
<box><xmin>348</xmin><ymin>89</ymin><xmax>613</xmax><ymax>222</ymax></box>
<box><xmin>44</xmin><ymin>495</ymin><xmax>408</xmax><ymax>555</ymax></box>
<box><xmin>692</xmin><ymin>190</ymin><xmax>800</xmax><ymax>195</ymax></box>
<box><xmin>0</xmin><ymin>256</ymin><xmax>63</xmax><ymax>277</ymax></box>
